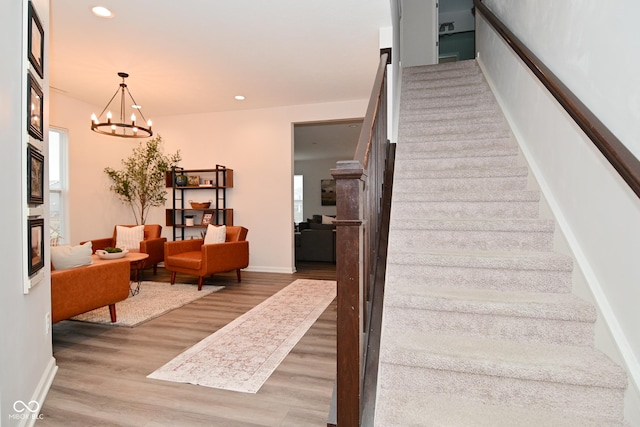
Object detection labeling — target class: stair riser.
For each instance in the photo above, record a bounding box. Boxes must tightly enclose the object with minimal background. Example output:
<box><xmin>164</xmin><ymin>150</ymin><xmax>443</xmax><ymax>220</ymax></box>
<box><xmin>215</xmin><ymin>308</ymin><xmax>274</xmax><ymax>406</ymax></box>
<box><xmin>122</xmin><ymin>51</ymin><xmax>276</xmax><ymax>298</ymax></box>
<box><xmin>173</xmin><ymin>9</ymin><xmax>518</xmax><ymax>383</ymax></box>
<box><xmin>389</xmin><ymin>228</ymin><xmax>554</xmax><ymax>252</ymax></box>
<box><xmin>391</xmin><ymin>201</ymin><xmax>540</xmax><ymax>219</ymax></box>
<box><xmin>384</xmin><ymin>306</ymin><xmax>595</xmax><ymax>347</ymax></box>
<box><xmin>402</xmin><ymin>110</ymin><xmax>505</xmax><ymax>130</ymax></box>
<box><xmin>385</xmin><ymin>263</ymin><xmax>572</xmax><ymax>293</ymax></box>
<box><xmin>400</xmin><ymin>123</ymin><xmax>510</xmax><ymax>139</ymax></box>
<box><xmin>403</xmin><ymin>85</ymin><xmax>492</xmax><ymax>100</ymax></box>
<box><xmin>403</xmin><ymin>76</ymin><xmax>485</xmax><ymax>91</ymax></box>
<box><xmin>401</xmin><ymin>92</ymin><xmax>496</xmax><ymax>111</ymax></box>
<box><xmin>397</xmin><ymin>156</ymin><xmax>519</xmax><ymax>171</ymax></box>
<box><xmin>378</xmin><ymin>364</ymin><xmax>625</xmax><ymax>422</ymax></box>
<box><xmin>393</xmin><ymin>176</ymin><xmax>528</xmax><ymax>193</ymax></box>
<box><xmin>395</xmin><ymin>139</ymin><xmax>515</xmax><ymax>155</ymax></box>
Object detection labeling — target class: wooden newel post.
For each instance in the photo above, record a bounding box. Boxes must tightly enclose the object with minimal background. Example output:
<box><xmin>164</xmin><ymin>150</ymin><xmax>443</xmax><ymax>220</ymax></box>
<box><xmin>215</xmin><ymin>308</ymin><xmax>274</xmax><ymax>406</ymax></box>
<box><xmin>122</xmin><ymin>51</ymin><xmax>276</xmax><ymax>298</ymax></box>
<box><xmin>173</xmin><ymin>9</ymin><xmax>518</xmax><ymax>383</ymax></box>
<box><xmin>332</xmin><ymin>160</ymin><xmax>367</xmax><ymax>427</ymax></box>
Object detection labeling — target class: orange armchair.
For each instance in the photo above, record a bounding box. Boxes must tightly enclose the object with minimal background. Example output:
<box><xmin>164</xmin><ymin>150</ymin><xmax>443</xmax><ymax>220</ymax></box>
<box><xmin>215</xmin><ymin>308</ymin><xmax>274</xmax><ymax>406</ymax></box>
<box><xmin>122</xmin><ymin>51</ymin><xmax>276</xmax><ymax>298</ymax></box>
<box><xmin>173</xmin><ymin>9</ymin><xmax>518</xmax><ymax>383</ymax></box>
<box><xmin>164</xmin><ymin>226</ymin><xmax>249</xmax><ymax>290</ymax></box>
<box><xmin>86</xmin><ymin>224</ymin><xmax>166</xmax><ymax>278</ymax></box>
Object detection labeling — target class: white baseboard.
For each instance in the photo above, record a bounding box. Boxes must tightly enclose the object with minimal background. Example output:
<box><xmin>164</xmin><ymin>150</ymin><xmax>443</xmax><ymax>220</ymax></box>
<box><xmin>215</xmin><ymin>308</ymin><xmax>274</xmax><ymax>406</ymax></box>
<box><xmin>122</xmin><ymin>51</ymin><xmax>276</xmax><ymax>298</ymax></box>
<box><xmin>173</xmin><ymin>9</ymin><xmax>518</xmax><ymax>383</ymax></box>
<box><xmin>243</xmin><ymin>266</ymin><xmax>296</xmax><ymax>274</ymax></box>
<box><xmin>16</xmin><ymin>357</ymin><xmax>57</xmax><ymax>427</ymax></box>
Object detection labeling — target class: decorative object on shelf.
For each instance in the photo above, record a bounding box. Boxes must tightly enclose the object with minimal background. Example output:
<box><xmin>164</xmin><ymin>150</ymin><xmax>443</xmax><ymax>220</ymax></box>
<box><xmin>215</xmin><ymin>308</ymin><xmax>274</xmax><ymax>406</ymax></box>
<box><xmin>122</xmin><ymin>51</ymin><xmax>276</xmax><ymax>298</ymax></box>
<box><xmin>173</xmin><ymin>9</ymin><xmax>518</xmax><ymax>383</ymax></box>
<box><xmin>27</xmin><ymin>144</ymin><xmax>44</xmax><ymax>205</ymax></box>
<box><xmin>201</xmin><ymin>211</ymin><xmax>214</xmax><ymax>225</ymax></box>
<box><xmin>90</xmin><ymin>72</ymin><xmax>153</xmax><ymax>138</ymax></box>
<box><xmin>185</xmin><ymin>215</ymin><xmax>195</xmax><ymax>227</ymax></box>
<box><xmin>27</xmin><ymin>217</ymin><xmax>44</xmax><ymax>276</ymax></box>
<box><xmin>104</xmin><ymin>135</ymin><xmax>181</xmax><ymax>224</ymax></box>
<box><xmin>187</xmin><ymin>175</ymin><xmax>200</xmax><ymax>186</ymax></box>
<box><xmin>27</xmin><ymin>72</ymin><xmax>43</xmax><ymax>140</ymax></box>
<box><xmin>189</xmin><ymin>200</ymin><xmax>211</xmax><ymax>209</ymax></box>
<box><xmin>175</xmin><ymin>174</ymin><xmax>188</xmax><ymax>187</ymax></box>
<box><xmin>96</xmin><ymin>249</ymin><xmax>129</xmax><ymax>260</ymax></box>
<box><xmin>27</xmin><ymin>1</ymin><xmax>44</xmax><ymax>78</ymax></box>
<box><xmin>321</xmin><ymin>179</ymin><xmax>336</xmax><ymax>206</ymax></box>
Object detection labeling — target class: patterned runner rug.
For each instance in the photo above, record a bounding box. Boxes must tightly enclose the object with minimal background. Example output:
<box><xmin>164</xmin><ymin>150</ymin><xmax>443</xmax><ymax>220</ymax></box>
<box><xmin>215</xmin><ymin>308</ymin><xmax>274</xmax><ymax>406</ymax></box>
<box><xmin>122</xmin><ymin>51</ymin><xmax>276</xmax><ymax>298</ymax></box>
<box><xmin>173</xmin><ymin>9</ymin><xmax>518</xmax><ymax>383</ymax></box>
<box><xmin>147</xmin><ymin>279</ymin><xmax>336</xmax><ymax>393</ymax></box>
<box><xmin>71</xmin><ymin>281</ymin><xmax>223</xmax><ymax>327</ymax></box>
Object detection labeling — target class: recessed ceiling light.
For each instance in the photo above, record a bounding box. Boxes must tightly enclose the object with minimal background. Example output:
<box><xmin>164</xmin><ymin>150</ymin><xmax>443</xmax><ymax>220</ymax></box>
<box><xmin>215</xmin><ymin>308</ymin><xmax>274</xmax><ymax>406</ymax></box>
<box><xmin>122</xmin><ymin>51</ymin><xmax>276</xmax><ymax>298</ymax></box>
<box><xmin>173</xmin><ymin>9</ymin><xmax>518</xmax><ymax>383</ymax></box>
<box><xmin>132</xmin><ymin>104</ymin><xmax>142</xmax><ymax>109</ymax></box>
<box><xmin>91</xmin><ymin>6</ymin><xmax>113</xmax><ymax>18</ymax></box>
<box><xmin>234</xmin><ymin>95</ymin><xmax>245</xmax><ymax>101</ymax></box>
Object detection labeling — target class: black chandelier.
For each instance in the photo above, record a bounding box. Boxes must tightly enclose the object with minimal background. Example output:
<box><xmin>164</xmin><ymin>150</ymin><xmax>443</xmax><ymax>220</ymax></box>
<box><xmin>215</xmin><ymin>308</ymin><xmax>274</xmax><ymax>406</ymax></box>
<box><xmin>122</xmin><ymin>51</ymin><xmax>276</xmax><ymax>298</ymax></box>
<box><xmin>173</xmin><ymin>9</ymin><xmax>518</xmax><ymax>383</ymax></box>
<box><xmin>90</xmin><ymin>72</ymin><xmax>153</xmax><ymax>138</ymax></box>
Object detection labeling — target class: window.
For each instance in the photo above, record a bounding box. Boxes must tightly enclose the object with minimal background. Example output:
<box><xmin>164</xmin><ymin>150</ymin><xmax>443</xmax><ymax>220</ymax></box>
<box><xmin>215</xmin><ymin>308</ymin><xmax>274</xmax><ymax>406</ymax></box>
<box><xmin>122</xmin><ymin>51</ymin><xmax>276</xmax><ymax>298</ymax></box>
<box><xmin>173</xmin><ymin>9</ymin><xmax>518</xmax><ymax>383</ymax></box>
<box><xmin>49</xmin><ymin>128</ymin><xmax>67</xmax><ymax>245</ymax></box>
<box><xmin>293</xmin><ymin>174</ymin><xmax>303</xmax><ymax>224</ymax></box>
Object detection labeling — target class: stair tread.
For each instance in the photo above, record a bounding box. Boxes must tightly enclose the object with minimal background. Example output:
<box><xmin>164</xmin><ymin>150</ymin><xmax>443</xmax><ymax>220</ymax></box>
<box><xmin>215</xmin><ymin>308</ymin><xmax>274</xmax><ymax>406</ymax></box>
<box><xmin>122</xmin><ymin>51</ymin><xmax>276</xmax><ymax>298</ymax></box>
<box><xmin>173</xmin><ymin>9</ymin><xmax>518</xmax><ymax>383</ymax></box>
<box><xmin>392</xmin><ymin>218</ymin><xmax>554</xmax><ymax>232</ymax></box>
<box><xmin>397</xmin><ymin>145</ymin><xmax>518</xmax><ymax>158</ymax></box>
<box><xmin>393</xmin><ymin>165</ymin><xmax>528</xmax><ymax>179</ymax></box>
<box><xmin>392</xmin><ymin>189</ymin><xmax>540</xmax><ymax>202</ymax></box>
<box><xmin>387</xmin><ymin>249</ymin><xmax>573</xmax><ymax>271</ymax></box>
<box><xmin>384</xmin><ymin>286</ymin><xmax>596</xmax><ymax>322</ymax></box>
<box><xmin>375</xmin><ymin>389</ymin><xmax>625</xmax><ymax>427</ymax></box>
<box><xmin>379</xmin><ymin>329</ymin><xmax>628</xmax><ymax>389</ymax></box>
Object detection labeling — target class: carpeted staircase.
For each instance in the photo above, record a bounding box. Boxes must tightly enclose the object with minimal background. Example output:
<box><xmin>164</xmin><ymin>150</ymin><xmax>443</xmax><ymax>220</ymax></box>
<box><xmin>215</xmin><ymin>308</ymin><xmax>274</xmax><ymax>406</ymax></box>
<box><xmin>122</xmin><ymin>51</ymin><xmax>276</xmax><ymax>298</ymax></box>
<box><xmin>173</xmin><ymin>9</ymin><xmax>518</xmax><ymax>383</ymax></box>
<box><xmin>374</xmin><ymin>60</ymin><xmax>629</xmax><ymax>426</ymax></box>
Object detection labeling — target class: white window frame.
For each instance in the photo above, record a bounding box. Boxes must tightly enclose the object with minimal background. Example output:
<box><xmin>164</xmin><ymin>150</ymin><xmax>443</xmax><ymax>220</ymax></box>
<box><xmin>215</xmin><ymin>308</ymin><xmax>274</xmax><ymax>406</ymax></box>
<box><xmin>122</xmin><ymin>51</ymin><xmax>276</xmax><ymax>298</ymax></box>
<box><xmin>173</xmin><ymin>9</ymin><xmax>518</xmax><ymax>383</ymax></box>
<box><xmin>49</xmin><ymin>128</ymin><xmax>68</xmax><ymax>245</ymax></box>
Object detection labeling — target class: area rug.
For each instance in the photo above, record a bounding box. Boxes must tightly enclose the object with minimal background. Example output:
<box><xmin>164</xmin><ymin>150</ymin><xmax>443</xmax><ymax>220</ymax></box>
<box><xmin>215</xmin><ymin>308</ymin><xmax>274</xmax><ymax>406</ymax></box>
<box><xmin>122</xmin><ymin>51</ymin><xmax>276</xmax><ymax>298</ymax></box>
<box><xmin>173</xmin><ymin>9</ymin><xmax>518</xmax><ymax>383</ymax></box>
<box><xmin>70</xmin><ymin>281</ymin><xmax>223</xmax><ymax>327</ymax></box>
<box><xmin>147</xmin><ymin>279</ymin><xmax>336</xmax><ymax>393</ymax></box>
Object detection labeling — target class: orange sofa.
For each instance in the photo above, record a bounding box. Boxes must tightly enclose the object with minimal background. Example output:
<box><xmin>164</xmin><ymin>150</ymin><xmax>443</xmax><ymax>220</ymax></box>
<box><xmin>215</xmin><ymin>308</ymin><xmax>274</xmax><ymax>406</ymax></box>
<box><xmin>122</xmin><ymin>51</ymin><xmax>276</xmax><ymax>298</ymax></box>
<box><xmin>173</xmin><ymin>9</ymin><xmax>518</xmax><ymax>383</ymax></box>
<box><xmin>51</xmin><ymin>257</ymin><xmax>130</xmax><ymax>323</ymax></box>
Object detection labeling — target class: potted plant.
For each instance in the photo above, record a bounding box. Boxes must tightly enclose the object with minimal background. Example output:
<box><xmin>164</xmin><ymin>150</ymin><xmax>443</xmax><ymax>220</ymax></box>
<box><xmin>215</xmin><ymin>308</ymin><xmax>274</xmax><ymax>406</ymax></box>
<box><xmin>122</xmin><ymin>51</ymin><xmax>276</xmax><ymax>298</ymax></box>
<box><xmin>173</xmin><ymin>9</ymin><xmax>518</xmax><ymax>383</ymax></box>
<box><xmin>104</xmin><ymin>135</ymin><xmax>181</xmax><ymax>224</ymax></box>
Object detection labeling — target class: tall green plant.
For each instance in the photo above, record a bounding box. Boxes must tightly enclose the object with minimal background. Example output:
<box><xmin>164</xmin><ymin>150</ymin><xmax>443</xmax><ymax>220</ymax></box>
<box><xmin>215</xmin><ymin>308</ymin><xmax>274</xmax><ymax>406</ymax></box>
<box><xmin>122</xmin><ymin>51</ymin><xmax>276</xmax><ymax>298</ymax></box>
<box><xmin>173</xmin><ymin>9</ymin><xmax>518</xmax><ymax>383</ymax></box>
<box><xmin>104</xmin><ymin>135</ymin><xmax>181</xmax><ymax>225</ymax></box>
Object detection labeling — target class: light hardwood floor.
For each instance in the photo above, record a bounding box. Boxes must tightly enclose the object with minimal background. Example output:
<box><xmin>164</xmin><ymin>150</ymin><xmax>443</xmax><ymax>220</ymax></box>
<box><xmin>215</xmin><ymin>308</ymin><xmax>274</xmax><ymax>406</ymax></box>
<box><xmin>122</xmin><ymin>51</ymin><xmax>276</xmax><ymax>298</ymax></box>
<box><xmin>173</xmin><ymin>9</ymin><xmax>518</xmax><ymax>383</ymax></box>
<box><xmin>39</xmin><ymin>262</ymin><xmax>336</xmax><ymax>427</ymax></box>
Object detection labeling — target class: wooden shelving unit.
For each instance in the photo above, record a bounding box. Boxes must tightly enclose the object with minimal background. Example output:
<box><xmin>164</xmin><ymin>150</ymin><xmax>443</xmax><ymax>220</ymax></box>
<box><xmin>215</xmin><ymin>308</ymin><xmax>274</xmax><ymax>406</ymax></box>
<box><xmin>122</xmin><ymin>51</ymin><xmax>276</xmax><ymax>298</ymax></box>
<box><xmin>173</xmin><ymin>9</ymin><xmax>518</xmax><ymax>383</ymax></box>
<box><xmin>166</xmin><ymin>165</ymin><xmax>233</xmax><ymax>240</ymax></box>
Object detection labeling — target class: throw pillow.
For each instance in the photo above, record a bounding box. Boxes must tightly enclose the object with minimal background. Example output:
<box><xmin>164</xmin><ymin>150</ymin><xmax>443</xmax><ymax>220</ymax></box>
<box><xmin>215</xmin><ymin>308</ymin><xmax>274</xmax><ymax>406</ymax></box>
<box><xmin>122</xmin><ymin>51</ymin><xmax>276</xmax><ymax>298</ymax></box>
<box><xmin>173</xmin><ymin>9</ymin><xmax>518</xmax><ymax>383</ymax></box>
<box><xmin>115</xmin><ymin>225</ymin><xmax>144</xmax><ymax>251</ymax></box>
<box><xmin>321</xmin><ymin>215</ymin><xmax>335</xmax><ymax>225</ymax></box>
<box><xmin>204</xmin><ymin>224</ymin><xmax>226</xmax><ymax>245</ymax></box>
<box><xmin>50</xmin><ymin>241</ymin><xmax>93</xmax><ymax>270</ymax></box>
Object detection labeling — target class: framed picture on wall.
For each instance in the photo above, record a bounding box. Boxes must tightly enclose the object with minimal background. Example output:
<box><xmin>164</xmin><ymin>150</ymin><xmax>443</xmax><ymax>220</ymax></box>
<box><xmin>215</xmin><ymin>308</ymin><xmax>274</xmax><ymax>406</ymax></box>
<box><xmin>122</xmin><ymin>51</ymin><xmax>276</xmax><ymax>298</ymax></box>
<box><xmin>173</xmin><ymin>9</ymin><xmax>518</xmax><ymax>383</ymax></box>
<box><xmin>27</xmin><ymin>72</ymin><xmax>44</xmax><ymax>140</ymax></box>
<box><xmin>28</xmin><ymin>218</ymin><xmax>45</xmax><ymax>276</ymax></box>
<box><xmin>321</xmin><ymin>179</ymin><xmax>336</xmax><ymax>206</ymax></box>
<box><xmin>27</xmin><ymin>144</ymin><xmax>44</xmax><ymax>205</ymax></box>
<box><xmin>28</xmin><ymin>1</ymin><xmax>45</xmax><ymax>78</ymax></box>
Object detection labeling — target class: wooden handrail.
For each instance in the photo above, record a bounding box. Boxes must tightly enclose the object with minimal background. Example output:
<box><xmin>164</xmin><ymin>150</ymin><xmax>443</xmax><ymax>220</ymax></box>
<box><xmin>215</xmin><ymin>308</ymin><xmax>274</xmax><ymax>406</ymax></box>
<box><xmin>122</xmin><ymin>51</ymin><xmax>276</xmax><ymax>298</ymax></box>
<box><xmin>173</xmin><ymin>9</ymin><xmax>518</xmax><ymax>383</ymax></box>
<box><xmin>354</xmin><ymin>53</ymin><xmax>390</xmax><ymax>168</ymax></box>
<box><xmin>474</xmin><ymin>0</ymin><xmax>640</xmax><ymax>199</ymax></box>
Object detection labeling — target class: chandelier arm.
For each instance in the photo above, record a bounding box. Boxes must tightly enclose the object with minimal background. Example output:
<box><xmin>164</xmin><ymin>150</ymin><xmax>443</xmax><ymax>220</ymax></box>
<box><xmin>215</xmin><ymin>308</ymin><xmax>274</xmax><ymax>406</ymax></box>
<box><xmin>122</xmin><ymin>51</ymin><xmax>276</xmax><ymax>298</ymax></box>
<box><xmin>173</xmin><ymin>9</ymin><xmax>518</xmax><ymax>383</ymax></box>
<box><xmin>97</xmin><ymin>87</ymin><xmax>123</xmax><ymax>119</ymax></box>
<box><xmin>124</xmin><ymin>86</ymin><xmax>149</xmax><ymax>123</ymax></box>
<box><xmin>120</xmin><ymin>84</ymin><xmax>126</xmax><ymax>123</ymax></box>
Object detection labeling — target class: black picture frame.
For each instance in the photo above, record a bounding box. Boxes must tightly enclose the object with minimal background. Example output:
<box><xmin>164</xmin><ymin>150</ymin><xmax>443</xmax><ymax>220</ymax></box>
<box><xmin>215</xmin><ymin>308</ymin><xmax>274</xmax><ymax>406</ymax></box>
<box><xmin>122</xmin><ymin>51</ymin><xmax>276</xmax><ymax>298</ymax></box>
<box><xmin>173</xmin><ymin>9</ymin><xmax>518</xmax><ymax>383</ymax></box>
<box><xmin>27</xmin><ymin>144</ymin><xmax>44</xmax><ymax>205</ymax></box>
<box><xmin>28</xmin><ymin>1</ymin><xmax>44</xmax><ymax>78</ymax></box>
<box><xmin>28</xmin><ymin>218</ymin><xmax>45</xmax><ymax>276</ymax></box>
<box><xmin>27</xmin><ymin>72</ymin><xmax>44</xmax><ymax>140</ymax></box>
<box><xmin>321</xmin><ymin>179</ymin><xmax>336</xmax><ymax>206</ymax></box>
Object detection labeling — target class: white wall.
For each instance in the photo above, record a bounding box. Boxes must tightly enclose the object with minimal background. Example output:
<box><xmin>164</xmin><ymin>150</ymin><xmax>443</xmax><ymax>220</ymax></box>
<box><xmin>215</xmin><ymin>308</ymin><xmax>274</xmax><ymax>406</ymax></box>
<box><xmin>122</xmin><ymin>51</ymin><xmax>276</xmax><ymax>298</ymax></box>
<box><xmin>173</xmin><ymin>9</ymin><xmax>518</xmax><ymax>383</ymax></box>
<box><xmin>50</xmin><ymin>92</ymin><xmax>367</xmax><ymax>273</ymax></box>
<box><xmin>0</xmin><ymin>0</ymin><xmax>57</xmax><ymax>425</ymax></box>
<box><xmin>477</xmin><ymin>1</ymin><xmax>640</xmax><ymax>423</ymax></box>
<box><xmin>295</xmin><ymin>158</ymin><xmax>342</xmax><ymax>220</ymax></box>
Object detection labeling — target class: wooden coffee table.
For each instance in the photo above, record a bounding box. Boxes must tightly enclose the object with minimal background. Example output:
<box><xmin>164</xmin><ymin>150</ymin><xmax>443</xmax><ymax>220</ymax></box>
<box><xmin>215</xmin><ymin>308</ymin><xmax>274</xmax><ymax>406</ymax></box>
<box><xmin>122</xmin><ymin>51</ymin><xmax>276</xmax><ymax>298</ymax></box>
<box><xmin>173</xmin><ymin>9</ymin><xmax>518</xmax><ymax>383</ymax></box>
<box><xmin>92</xmin><ymin>252</ymin><xmax>149</xmax><ymax>296</ymax></box>
<box><xmin>125</xmin><ymin>252</ymin><xmax>149</xmax><ymax>296</ymax></box>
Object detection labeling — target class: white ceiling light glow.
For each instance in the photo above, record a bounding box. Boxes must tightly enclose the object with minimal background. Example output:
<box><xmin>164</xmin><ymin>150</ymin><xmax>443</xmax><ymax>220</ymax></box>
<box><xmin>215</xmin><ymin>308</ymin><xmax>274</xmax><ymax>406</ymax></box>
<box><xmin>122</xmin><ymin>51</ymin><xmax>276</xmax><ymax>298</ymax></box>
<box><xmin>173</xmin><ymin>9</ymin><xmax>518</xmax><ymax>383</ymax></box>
<box><xmin>234</xmin><ymin>95</ymin><xmax>245</xmax><ymax>101</ymax></box>
<box><xmin>91</xmin><ymin>6</ymin><xmax>113</xmax><ymax>18</ymax></box>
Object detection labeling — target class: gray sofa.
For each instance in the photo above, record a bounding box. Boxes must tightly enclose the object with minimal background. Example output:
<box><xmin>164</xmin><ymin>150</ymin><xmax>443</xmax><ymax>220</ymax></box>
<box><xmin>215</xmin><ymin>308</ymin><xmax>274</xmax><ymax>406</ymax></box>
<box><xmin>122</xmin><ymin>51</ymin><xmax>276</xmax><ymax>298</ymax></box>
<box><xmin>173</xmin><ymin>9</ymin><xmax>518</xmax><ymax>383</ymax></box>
<box><xmin>295</xmin><ymin>217</ymin><xmax>336</xmax><ymax>263</ymax></box>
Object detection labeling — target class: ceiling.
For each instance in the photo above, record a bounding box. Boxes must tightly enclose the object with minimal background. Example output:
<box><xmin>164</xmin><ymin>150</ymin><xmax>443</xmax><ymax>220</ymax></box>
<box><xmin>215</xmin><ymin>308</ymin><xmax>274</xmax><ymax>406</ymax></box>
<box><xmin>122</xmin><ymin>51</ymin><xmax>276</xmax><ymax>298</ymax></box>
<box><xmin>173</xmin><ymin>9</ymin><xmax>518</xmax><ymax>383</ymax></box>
<box><xmin>50</xmin><ymin>0</ymin><xmax>391</xmax><ymax>119</ymax></box>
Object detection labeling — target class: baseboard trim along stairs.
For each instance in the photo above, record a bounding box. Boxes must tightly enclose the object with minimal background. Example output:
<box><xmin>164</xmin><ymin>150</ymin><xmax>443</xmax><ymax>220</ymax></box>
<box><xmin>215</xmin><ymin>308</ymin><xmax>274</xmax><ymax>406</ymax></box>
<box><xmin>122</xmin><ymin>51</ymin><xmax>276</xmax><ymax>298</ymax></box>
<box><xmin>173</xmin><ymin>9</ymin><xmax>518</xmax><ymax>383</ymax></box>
<box><xmin>374</xmin><ymin>59</ymin><xmax>629</xmax><ymax>426</ymax></box>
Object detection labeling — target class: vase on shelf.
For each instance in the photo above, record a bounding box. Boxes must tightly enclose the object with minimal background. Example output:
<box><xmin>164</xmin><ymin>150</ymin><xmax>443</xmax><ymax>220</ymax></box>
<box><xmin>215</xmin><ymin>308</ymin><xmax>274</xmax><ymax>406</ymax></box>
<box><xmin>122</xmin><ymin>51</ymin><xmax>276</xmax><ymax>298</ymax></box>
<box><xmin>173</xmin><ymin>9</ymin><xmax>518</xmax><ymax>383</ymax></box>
<box><xmin>175</xmin><ymin>174</ymin><xmax>188</xmax><ymax>187</ymax></box>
